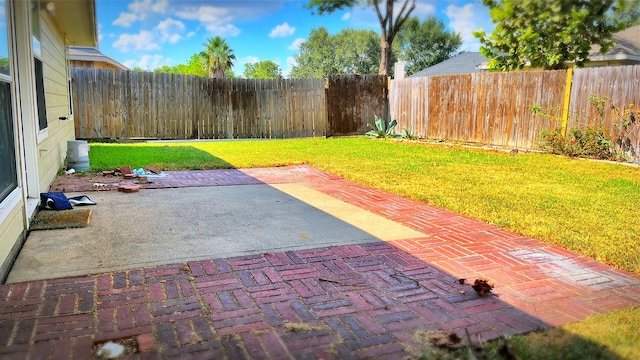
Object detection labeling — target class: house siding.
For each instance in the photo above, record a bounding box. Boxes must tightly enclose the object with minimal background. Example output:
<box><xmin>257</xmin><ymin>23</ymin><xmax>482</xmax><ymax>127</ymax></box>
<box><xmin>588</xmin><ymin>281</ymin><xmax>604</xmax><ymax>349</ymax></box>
<box><xmin>0</xmin><ymin>203</ymin><xmax>25</xmax><ymax>280</ymax></box>
<box><xmin>37</xmin><ymin>12</ymin><xmax>75</xmax><ymax>191</ymax></box>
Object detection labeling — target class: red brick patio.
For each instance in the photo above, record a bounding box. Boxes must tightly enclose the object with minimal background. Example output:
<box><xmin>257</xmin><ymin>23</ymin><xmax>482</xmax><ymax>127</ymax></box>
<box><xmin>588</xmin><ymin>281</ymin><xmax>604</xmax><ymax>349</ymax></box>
<box><xmin>2</xmin><ymin>165</ymin><xmax>639</xmax><ymax>359</ymax></box>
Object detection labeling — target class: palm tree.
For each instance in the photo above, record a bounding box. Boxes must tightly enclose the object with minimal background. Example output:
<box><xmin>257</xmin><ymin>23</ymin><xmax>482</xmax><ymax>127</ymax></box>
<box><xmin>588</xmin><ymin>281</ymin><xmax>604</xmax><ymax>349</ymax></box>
<box><xmin>200</xmin><ymin>36</ymin><xmax>236</xmax><ymax>79</ymax></box>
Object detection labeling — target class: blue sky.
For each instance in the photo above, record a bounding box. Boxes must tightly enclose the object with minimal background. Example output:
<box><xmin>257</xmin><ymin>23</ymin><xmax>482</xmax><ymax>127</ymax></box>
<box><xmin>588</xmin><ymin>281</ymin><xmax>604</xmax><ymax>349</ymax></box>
<box><xmin>96</xmin><ymin>0</ymin><xmax>495</xmax><ymax>76</ymax></box>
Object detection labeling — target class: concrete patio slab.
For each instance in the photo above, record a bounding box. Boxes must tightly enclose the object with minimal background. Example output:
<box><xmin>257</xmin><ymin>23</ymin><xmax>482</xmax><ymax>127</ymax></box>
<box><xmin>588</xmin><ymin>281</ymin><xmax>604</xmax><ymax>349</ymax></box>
<box><xmin>8</xmin><ymin>184</ymin><xmax>423</xmax><ymax>284</ymax></box>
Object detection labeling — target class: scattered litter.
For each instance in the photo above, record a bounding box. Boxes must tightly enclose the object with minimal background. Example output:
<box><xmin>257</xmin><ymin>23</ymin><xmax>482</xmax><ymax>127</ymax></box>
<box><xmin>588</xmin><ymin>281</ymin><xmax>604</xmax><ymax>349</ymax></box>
<box><xmin>68</xmin><ymin>195</ymin><xmax>96</xmax><ymax>206</ymax></box>
<box><xmin>318</xmin><ymin>277</ymin><xmax>342</xmax><ymax>284</ymax></box>
<box><xmin>65</xmin><ymin>168</ymin><xmax>76</xmax><ymax>175</ymax></box>
<box><xmin>471</xmin><ymin>278</ymin><xmax>494</xmax><ymax>297</ymax></box>
<box><xmin>426</xmin><ymin>331</ymin><xmax>464</xmax><ymax>350</ymax></box>
<box><xmin>95</xmin><ymin>342</ymin><xmax>125</xmax><ymax>359</ymax></box>
<box><xmin>92</xmin><ymin>183</ymin><xmax>109</xmax><ymax>190</ymax></box>
<box><xmin>40</xmin><ymin>192</ymin><xmax>73</xmax><ymax>210</ymax></box>
<box><xmin>118</xmin><ymin>184</ymin><xmax>140</xmax><ymax>193</ymax></box>
<box><xmin>132</xmin><ymin>168</ymin><xmax>145</xmax><ymax>175</ymax></box>
<box><xmin>457</xmin><ymin>278</ymin><xmax>495</xmax><ymax>297</ymax></box>
<box><xmin>120</xmin><ymin>165</ymin><xmax>132</xmax><ymax>175</ymax></box>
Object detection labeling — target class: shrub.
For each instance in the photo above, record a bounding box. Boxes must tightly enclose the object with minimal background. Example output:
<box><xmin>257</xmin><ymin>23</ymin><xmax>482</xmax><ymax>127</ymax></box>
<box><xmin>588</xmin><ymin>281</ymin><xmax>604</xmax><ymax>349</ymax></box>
<box><xmin>365</xmin><ymin>115</ymin><xmax>401</xmax><ymax>139</ymax></box>
<box><xmin>533</xmin><ymin>94</ymin><xmax>638</xmax><ymax>161</ymax></box>
<box><xmin>538</xmin><ymin>126</ymin><xmax>616</xmax><ymax>160</ymax></box>
<box><xmin>538</xmin><ymin>128</ymin><xmax>566</xmax><ymax>155</ymax></box>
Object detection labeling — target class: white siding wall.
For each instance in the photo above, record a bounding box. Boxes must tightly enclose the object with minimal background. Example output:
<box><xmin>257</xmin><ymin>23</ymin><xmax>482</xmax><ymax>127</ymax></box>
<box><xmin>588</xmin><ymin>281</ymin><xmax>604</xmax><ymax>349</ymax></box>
<box><xmin>37</xmin><ymin>12</ymin><xmax>74</xmax><ymax>191</ymax></box>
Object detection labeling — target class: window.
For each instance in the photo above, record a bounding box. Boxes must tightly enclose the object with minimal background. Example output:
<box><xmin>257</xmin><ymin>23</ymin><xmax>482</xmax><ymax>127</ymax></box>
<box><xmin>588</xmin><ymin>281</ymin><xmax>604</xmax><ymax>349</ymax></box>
<box><xmin>0</xmin><ymin>0</ymin><xmax>17</xmax><ymax>203</ymax></box>
<box><xmin>32</xmin><ymin>0</ymin><xmax>46</xmax><ymax>131</ymax></box>
<box><xmin>31</xmin><ymin>0</ymin><xmax>40</xmax><ymax>57</ymax></box>
<box><xmin>34</xmin><ymin>58</ymin><xmax>47</xmax><ymax>130</ymax></box>
<box><xmin>65</xmin><ymin>42</ymin><xmax>73</xmax><ymax>118</ymax></box>
<box><xmin>0</xmin><ymin>82</ymin><xmax>16</xmax><ymax>203</ymax></box>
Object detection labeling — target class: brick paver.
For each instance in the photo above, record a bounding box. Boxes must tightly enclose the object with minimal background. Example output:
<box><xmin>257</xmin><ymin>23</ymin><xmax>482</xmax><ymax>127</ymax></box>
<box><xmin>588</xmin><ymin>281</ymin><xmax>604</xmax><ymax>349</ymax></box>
<box><xmin>3</xmin><ymin>165</ymin><xmax>639</xmax><ymax>359</ymax></box>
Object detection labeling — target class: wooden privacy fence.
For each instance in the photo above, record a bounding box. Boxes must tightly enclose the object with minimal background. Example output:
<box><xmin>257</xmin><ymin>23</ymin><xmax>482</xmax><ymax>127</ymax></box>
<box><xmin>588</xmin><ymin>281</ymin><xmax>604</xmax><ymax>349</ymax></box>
<box><xmin>390</xmin><ymin>65</ymin><xmax>640</xmax><ymax>151</ymax></box>
<box><xmin>326</xmin><ymin>75</ymin><xmax>388</xmax><ymax>136</ymax></box>
<box><xmin>72</xmin><ymin>69</ymin><xmax>327</xmax><ymax>139</ymax></box>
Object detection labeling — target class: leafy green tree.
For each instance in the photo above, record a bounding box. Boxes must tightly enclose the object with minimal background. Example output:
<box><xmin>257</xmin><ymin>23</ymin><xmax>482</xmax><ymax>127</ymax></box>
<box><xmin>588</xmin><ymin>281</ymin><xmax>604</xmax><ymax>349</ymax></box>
<box><xmin>290</xmin><ymin>27</ymin><xmax>380</xmax><ymax>78</ymax></box>
<box><xmin>132</xmin><ymin>66</ymin><xmax>145</xmax><ymax>72</ymax></box>
<box><xmin>243</xmin><ymin>60</ymin><xmax>282</xmax><ymax>79</ymax></box>
<box><xmin>474</xmin><ymin>0</ymin><xmax>622</xmax><ymax>70</ymax></box>
<box><xmin>174</xmin><ymin>54</ymin><xmax>208</xmax><ymax>77</ymax></box>
<box><xmin>306</xmin><ymin>0</ymin><xmax>415</xmax><ymax>76</ymax></box>
<box><xmin>290</xmin><ymin>27</ymin><xmax>335</xmax><ymax>78</ymax></box>
<box><xmin>612</xmin><ymin>0</ymin><xmax>640</xmax><ymax>27</ymax></box>
<box><xmin>200</xmin><ymin>36</ymin><xmax>236</xmax><ymax>78</ymax></box>
<box><xmin>396</xmin><ymin>16</ymin><xmax>462</xmax><ymax>76</ymax></box>
<box><xmin>334</xmin><ymin>29</ymin><xmax>381</xmax><ymax>74</ymax></box>
<box><xmin>154</xmin><ymin>65</ymin><xmax>172</xmax><ymax>73</ymax></box>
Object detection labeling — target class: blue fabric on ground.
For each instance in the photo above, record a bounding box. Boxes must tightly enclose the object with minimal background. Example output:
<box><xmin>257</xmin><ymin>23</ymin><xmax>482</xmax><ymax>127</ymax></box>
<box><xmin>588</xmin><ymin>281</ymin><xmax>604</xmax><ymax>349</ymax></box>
<box><xmin>40</xmin><ymin>192</ymin><xmax>73</xmax><ymax>210</ymax></box>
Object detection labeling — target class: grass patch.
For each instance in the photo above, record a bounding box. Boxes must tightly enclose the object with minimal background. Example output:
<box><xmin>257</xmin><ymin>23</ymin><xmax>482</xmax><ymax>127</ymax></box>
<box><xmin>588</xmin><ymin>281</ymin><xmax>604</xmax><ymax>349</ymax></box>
<box><xmin>420</xmin><ymin>306</ymin><xmax>640</xmax><ymax>360</ymax></box>
<box><xmin>486</xmin><ymin>306</ymin><xmax>640</xmax><ymax>360</ymax></box>
<box><xmin>89</xmin><ymin>137</ymin><xmax>640</xmax><ymax>275</ymax></box>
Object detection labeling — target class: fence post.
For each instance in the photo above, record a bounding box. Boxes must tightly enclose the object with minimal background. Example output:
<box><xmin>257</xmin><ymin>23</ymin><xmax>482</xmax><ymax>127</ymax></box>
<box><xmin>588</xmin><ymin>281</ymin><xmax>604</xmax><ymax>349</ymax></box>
<box><xmin>561</xmin><ymin>68</ymin><xmax>573</xmax><ymax>136</ymax></box>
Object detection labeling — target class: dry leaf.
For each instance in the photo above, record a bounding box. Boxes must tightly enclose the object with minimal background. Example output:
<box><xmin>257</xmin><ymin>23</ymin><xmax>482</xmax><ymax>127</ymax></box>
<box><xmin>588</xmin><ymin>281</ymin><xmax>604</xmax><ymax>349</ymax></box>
<box><xmin>472</xmin><ymin>278</ymin><xmax>494</xmax><ymax>297</ymax></box>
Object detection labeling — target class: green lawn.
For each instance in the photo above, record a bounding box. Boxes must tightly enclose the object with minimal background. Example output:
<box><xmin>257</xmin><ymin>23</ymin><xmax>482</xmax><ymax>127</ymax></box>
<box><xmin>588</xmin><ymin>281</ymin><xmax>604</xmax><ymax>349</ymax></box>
<box><xmin>89</xmin><ymin>137</ymin><xmax>640</xmax><ymax>275</ymax></box>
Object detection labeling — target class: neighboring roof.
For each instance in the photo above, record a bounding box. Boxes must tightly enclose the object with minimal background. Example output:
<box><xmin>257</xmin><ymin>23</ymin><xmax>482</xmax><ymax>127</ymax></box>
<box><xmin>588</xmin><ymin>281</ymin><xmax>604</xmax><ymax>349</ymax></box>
<box><xmin>589</xmin><ymin>24</ymin><xmax>640</xmax><ymax>62</ymax></box>
<box><xmin>408</xmin><ymin>52</ymin><xmax>489</xmax><ymax>78</ymax></box>
<box><xmin>68</xmin><ymin>46</ymin><xmax>129</xmax><ymax>70</ymax></box>
<box><xmin>49</xmin><ymin>0</ymin><xmax>98</xmax><ymax>47</ymax></box>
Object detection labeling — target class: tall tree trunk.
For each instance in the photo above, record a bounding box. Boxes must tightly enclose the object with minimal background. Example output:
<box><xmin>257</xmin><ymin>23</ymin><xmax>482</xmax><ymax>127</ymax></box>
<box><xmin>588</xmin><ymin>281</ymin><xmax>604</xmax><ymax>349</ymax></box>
<box><xmin>379</xmin><ymin>37</ymin><xmax>390</xmax><ymax>76</ymax></box>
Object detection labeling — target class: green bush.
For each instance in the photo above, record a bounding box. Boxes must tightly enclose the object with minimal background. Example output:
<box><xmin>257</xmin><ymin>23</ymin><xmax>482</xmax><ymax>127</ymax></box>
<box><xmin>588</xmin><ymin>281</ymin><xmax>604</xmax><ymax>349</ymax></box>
<box><xmin>539</xmin><ymin>128</ymin><xmax>566</xmax><ymax>155</ymax></box>
<box><xmin>538</xmin><ymin>126</ymin><xmax>618</xmax><ymax>160</ymax></box>
<box><xmin>365</xmin><ymin>115</ymin><xmax>401</xmax><ymax>139</ymax></box>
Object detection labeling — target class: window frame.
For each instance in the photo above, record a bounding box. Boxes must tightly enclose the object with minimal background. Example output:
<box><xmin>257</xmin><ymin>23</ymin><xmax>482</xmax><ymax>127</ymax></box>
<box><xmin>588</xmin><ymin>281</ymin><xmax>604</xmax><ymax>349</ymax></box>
<box><xmin>0</xmin><ymin>0</ymin><xmax>21</xmax><ymax>208</ymax></box>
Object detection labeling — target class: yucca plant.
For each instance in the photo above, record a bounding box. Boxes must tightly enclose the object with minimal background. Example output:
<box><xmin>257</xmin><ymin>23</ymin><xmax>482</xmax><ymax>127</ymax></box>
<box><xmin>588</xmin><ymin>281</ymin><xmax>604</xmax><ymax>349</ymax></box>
<box><xmin>402</xmin><ymin>126</ymin><xmax>418</xmax><ymax>140</ymax></box>
<box><xmin>366</xmin><ymin>115</ymin><xmax>400</xmax><ymax>138</ymax></box>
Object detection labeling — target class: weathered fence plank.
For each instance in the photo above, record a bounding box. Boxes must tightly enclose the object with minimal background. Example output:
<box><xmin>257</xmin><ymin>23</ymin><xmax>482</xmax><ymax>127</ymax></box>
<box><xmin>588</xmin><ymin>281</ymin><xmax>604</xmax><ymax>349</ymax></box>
<box><xmin>327</xmin><ymin>75</ymin><xmax>387</xmax><ymax>136</ymax></box>
<box><xmin>568</xmin><ymin>65</ymin><xmax>640</xmax><ymax>159</ymax></box>
<box><xmin>74</xmin><ymin>66</ymin><xmax>638</xmax><ymax>154</ymax></box>
<box><xmin>72</xmin><ymin>68</ymin><xmax>328</xmax><ymax>140</ymax></box>
<box><xmin>392</xmin><ymin>69</ymin><xmax>568</xmax><ymax>148</ymax></box>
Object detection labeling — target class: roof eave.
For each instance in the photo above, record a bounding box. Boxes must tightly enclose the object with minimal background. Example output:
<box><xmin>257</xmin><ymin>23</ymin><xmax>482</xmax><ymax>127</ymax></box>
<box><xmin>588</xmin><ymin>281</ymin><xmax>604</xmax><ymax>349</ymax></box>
<box><xmin>48</xmin><ymin>0</ymin><xmax>98</xmax><ymax>47</ymax></box>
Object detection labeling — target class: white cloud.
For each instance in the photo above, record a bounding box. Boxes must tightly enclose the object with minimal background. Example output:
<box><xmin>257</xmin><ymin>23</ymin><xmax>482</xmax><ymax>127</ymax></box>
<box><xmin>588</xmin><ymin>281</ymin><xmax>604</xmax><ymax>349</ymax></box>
<box><xmin>282</xmin><ymin>56</ymin><xmax>297</xmax><ymax>78</ymax></box>
<box><xmin>288</xmin><ymin>38</ymin><xmax>305</xmax><ymax>51</ymax></box>
<box><xmin>113</xmin><ymin>0</ymin><xmax>168</xmax><ymax>27</ymax></box>
<box><xmin>98</xmin><ymin>23</ymin><xmax>103</xmax><ymax>42</ymax></box>
<box><xmin>413</xmin><ymin>3</ymin><xmax>436</xmax><ymax>18</ymax></box>
<box><xmin>445</xmin><ymin>4</ymin><xmax>482</xmax><ymax>51</ymax></box>
<box><xmin>206</xmin><ymin>23</ymin><xmax>241</xmax><ymax>37</ymax></box>
<box><xmin>155</xmin><ymin>18</ymin><xmax>185</xmax><ymax>43</ymax></box>
<box><xmin>128</xmin><ymin>0</ymin><xmax>168</xmax><ymax>14</ymax></box>
<box><xmin>286</xmin><ymin>56</ymin><xmax>297</xmax><ymax>68</ymax></box>
<box><xmin>113</xmin><ymin>31</ymin><xmax>161</xmax><ymax>52</ymax></box>
<box><xmin>113</xmin><ymin>12</ymin><xmax>140</xmax><ymax>27</ymax></box>
<box><xmin>123</xmin><ymin>54</ymin><xmax>171</xmax><ymax>71</ymax></box>
<box><xmin>341</xmin><ymin>12</ymin><xmax>351</xmax><ymax>20</ymax></box>
<box><xmin>186</xmin><ymin>32</ymin><xmax>196</xmax><ymax>38</ymax></box>
<box><xmin>242</xmin><ymin>56</ymin><xmax>259</xmax><ymax>65</ymax></box>
<box><xmin>175</xmin><ymin>6</ymin><xmax>241</xmax><ymax>36</ymax></box>
<box><xmin>269</xmin><ymin>22</ymin><xmax>295</xmax><ymax>38</ymax></box>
